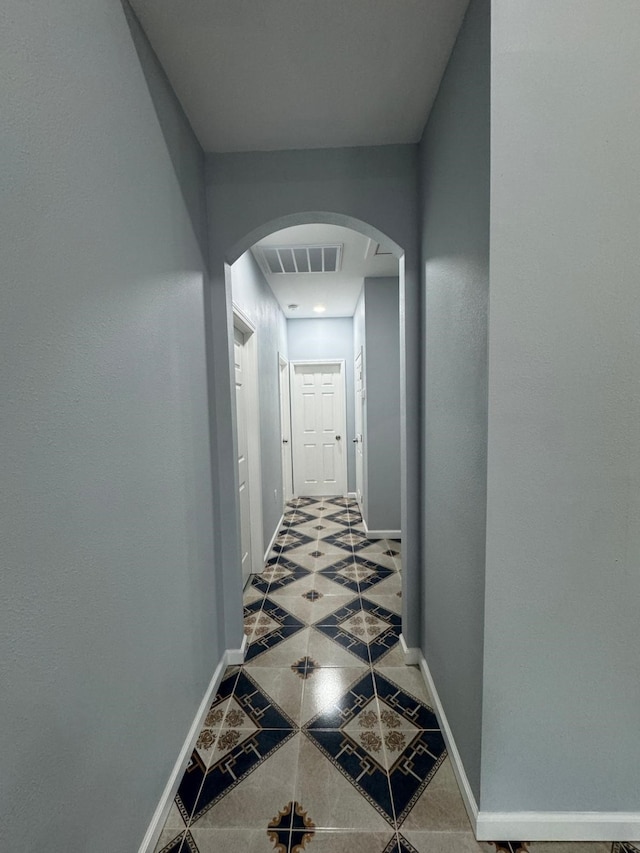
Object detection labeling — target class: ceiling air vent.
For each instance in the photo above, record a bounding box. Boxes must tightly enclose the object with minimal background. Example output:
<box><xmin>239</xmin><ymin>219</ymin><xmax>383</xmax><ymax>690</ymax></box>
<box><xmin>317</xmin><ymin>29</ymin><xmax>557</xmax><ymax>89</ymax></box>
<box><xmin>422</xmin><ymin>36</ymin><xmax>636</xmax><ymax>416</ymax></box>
<box><xmin>259</xmin><ymin>244</ymin><xmax>343</xmax><ymax>275</ymax></box>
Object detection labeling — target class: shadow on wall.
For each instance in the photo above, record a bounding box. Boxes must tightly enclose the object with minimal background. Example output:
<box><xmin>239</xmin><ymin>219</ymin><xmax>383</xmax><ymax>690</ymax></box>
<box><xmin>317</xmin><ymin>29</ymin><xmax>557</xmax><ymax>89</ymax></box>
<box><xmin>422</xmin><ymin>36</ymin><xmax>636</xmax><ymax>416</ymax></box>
<box><xmin>121</xmin><ymin>0</ymin><xmax>209</xmax><ymax>264</ymax></box>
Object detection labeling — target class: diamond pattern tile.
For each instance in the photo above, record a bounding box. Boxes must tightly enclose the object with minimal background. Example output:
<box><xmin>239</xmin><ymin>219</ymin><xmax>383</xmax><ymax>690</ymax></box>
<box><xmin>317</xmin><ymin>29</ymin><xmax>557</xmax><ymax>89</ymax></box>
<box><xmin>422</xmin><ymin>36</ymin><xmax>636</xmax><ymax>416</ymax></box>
<box><xmin>155</xmin><ymin>496</ymin><xmax>622</xmax><ymax>853</ymax></box>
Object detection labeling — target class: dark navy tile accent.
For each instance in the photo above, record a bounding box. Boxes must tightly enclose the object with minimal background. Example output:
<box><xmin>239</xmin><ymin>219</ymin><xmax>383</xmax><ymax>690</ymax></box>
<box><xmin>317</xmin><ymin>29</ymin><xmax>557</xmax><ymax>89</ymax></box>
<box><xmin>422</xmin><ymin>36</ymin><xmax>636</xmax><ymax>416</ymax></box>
<box><xmin>386</xmin><ymin>729</ymin><xmax>447</xmax><ymax>826</ymax></box>
<box><xmin>312</xmin><ymin>599</ymin><xmax>373</xmax><ymax>664</ymax></box>
<box><xmin>267</xmin><ymin>801</ymin><xmax>316</xmax><ymax>853</ymax></box>
<box><xmin>322</xmin><ymin>529</ymin><xmax>369</xmax><ymax>552</ymax></box>
<box><xmin>301</xmin><ymin>590</ymin><xmax>322</xmax><ymax>602</ymax></box>
<box><xmin>272</xmin><ymin>529</ymin><xmax>315</xmax><ymax>554</ymax></box>
<box><xmin>313</xmin><ymin>597</ymin><xmax>401</xmax><ymax>664</ymax></box>
<box><xmin>244</xmin><ymin>598</ymin><xmax>306</xmax><ymax>662</ymax></box>
<box><xmin>191</xmin><ymin>729</ymin><xmax>296</xmax><ymax>822</ymax></box>
<box><xmin>322</xmin><ymin>509</ymin><xmax>352</xmax><ymax>528</ymax></box>
<box><xmin>293</xmin><ymin>497</ymin><xmax>320</xmax><ymax>508</ymax></box>
<box><xmin>613</xmin><ymin>846</ymin><xmax>640</xmax><ymax>853</ymax></box>
<box><xmin>373</xmin><ymin>672</ymin><xmax>441</xmax><ymax>730</ymax></box>
<box><xmin>283</xmin><ymin>509</ymin><xmax>315</xmax><ymax>526</ymax></box>
<box><xmin>176</xmin><ymin>672</ymin><xmax>296</xmax><ymax>823</ymax></box>
<box><xmin>157</xmin><ymin>831</ymin><xmax>194</xmax><ymax>853</ymax></box>
<box><xmin>290</xmin><ymin>656</ymin><xmax>319</xmax><ymax>680</ymax></box>
<box><xmin>229</xmin><ymin>670</ymin><xmax>299</xmax><ymax>728</ymax></box>
<box><xmin>397</xmin><ymin>835</ymin><xmax>420</xmax><ymax>853</ymax></box>
<box><xmin>251</xmin><ymin>558</ymin><xmax>311</xmax><ymax>594</ymax></box>
<box><xmin>304</xmin><ymin>670</ymin><xmax>376</xmax><ymax>729</ymax></box>
<box><xmin>352</xmin><ymin>556</ymin><xmax>395</xmax><ymax>592</ymax></box>
<box><xmin>306</xmin><ymin>728</ymin><xmax>395</xmax><ymax>823</ymax></box>
<box><xmin>318</xmin><ymin>557</ymin><xmax>361</xmax><ymax>593</ymax></box>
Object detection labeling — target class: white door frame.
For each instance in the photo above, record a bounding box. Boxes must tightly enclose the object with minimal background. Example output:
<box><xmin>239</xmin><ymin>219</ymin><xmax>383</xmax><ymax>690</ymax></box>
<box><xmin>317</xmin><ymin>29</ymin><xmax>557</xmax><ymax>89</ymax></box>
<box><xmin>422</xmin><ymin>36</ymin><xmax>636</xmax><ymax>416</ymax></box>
<box><xmin>278</xmin><ymin>354</ymin><xmax>293</xmax><ymax>504</ymax></box>
<box><xmin>354</xmin><ymin>346</ymin><xmax>365</xmax><ymax>509</ymax></box>
<box><xmin>289</xmin><ymin>358</ymin><xmax>348</xmax><ymax>497</ymax></box>
<box><xmin>232</xmin><ymin>303</ymin><xmax>264</xmax><ymax>576</ymax></box>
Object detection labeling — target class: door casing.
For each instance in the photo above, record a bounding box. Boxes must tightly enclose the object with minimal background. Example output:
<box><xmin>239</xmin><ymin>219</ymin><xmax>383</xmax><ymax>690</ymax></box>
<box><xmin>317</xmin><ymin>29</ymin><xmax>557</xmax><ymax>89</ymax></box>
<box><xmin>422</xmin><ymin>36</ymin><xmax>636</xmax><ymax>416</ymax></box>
<box><xmin>290</xmin><ymin>359</ymin><xmax>348</xmax><ymax>497</ymax></box>
<box><xmin>232</xmin><ymin>303</ymin><xmax>264</xmax><ymax>579</ymax></box>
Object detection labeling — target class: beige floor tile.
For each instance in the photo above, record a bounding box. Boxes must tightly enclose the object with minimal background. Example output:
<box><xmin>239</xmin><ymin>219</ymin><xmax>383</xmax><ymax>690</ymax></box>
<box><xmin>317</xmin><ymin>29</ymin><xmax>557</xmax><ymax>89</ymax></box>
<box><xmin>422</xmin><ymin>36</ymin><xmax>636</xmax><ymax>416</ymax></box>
<box><xmin>309</xmin><ymin>830</ymin><xmax>397</xmax><ymax>852</ymax></box>
<box><xmin>532</xmin><ymin>844</ymin><xmax>612</xmax><ymax>853</ymax></box>
<box><xmin>153</xmin><ymin>826</ymin><xmax>185</xmax><ymax>853</ymax></box>
<box><xmin>401</xmin><ymin>830</ymin><xmax>488</xmax><ymax>852</ymax></box>
<box><xmin>190</xmin><ymin>733</ymin><xmax>300</xmax><ymax>829</ymax></box>
<box><xmin>308</xmin><ymin>592</ymin><xmax>362</xmax><ymax>624</ymax></box>
<box><xmin>307</xmin><ymin>627</ymin><xmax>372</xmax><ymax>668</ymax></box>
<box><xmin>399</xmin><ymin>758</ymin><xmax>474</xmax><ymax>833</ymax></box>
<box><xmin>161</xmin><ymin>801</ymin><xmax>188</xmax><ymax>831</ymax></box>
<box><xmin>243</xmin><ymin>665</ymin><xmax>305</xmax><ymax>724</ymax></box>
<box><xmin>374</xmin><ymin>665</ymin><xmax>434</xmax><ymax>707</ymax></box>
<box><xmin>312</xmin><ymin>554</ymin><xmax>357</xmax><ymax>572</ymax></box>
<box><xmin>295</xmin><ymin>735</ymin><xmax>391</xmax><ymax>830</ymax></box>
<box><xmin>244</xmin><ymin>627</ymin><xmax>311</xmax><ymax>668</ymax></box>
<box><xmin>188</xmin><ymin>828</ymin><xmax>275</xmax><ymax>852</ymax></box>
<box><xmin>362</xmin><ymin>593</ymin><xmax>402</xmax><ymax>616</ymax></box>
<box><xmin>365</xmin><ymin>574</ymin><xmax>403</xmax><ymax>596</ymax></box>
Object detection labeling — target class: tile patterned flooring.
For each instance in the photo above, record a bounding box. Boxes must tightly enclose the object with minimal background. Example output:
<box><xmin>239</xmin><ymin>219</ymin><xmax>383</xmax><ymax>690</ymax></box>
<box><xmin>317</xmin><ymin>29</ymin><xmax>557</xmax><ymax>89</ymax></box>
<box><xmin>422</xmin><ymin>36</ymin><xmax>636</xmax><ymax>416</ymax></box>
<box><xmin>155</xmin><ymin>497</ymin><xmax>634</xmax><ymax>853</ymax></box>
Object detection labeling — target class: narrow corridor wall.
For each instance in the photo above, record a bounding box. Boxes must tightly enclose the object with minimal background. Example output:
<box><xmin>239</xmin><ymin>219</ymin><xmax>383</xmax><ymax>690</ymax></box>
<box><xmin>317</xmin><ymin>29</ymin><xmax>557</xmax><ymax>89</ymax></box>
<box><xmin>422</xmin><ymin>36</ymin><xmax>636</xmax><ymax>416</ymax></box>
<box><xmin>483</xmin><ymin>0</ymin><xmax>640</xmax><ymax>815</ymax></box>
<box><xmin>0</xmin><ymin>2</ymin><xmax>221</xmax><ymax>850</ymax></box>
<box><xmin>418</xmin><ymin>0</ymin><xmax>490</xmax><ymax>802</ymax></box>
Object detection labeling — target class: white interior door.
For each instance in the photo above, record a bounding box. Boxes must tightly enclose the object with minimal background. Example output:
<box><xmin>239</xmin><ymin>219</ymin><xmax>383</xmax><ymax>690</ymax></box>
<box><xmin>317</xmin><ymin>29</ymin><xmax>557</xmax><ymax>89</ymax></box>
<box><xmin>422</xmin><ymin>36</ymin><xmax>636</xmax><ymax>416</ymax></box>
<box><xmin>279</xmin><ymin>356</ymin><xmax>293</xmax><ymax>503</ymax></box>
<box><xmin>234</xmin><ymin>326</ymin><xmax>252</xmax><ymax>586</ymax></box>
<box><xmin>354</xmin><ymin>348</ymin><xmax>364</xmax><ymax>508</ymax></box>
<box><xmin>291</xmin><ymin>361</ymin><xmax>347</xmax><ymax>497</ymax></box>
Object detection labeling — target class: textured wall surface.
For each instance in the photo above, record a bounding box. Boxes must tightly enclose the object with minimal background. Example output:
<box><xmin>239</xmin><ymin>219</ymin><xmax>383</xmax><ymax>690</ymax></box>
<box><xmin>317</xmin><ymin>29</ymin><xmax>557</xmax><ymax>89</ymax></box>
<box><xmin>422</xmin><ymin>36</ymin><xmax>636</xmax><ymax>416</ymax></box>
<box><xmin>483</xmin><ymin>0</ymin><xmax>640</xmax><ymax>811</ymax></box>
<box><xmin>287</xmin><ymin>317</ymin><xmax>356</xmax><ymax>493</ymax></box>
<box><xmin>231</xmin><ymin>251</ymin><xmax>288</xmax><ymax>549</ymax></box>
<box><xmin>0</xmin><ymin>1</ymin><xmax>220</xmax><ymax>849</ymax></box>
<box><xmin>362</xmin><ymin>278</ymin><xmax>401</xmax><ymax>532</ymax></box>
<box><xmin>418</xmin><ymin>0</ymin><xmax>489</xmax><ymax>801</ymax></box>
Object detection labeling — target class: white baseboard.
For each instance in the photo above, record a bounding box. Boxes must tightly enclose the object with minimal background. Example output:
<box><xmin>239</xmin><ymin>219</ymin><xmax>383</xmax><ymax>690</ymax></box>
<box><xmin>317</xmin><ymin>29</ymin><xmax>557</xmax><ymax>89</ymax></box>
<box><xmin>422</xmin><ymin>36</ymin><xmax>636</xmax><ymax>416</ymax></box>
<box><xmin>347</xmin><ymin>491</ymin><xmax>357</xmax><ymax>499</ymax></box>
<box><xmin>419</xmin><ymin>655</ymin><xmax>640</xmax><ymax>843</ymax></box>
<box><xmin>476</xmin><ymin>811</ymin><xmax>640</xmax><ymax>842</ymax></box>
<box><xmin>226</xmin><ymin>633</ymin><xmax>247</xmax><ymax>665</ymax></box>
<box><xmin>418</xmin><ymin>653</ymin><xmax>479</xmax><ymax>832</ymax></box>
<box><xmin>138</xmin><ymin>650</ymin><xmax>232</xmax><ymax>853</ymax></box>
<box><xmin>263</xmin><ymin>512</ymin><xmax>284</xmax><ymax>563</ymax></box>
<box><xmin>362</xmin><ymin>515</ymin><xmax>401</xmax><ymax>540</ymax></box>
<box><xmin>399</xmin><ymin>633</ymin><xmax>420</xmax><ymax>665</ymax></box>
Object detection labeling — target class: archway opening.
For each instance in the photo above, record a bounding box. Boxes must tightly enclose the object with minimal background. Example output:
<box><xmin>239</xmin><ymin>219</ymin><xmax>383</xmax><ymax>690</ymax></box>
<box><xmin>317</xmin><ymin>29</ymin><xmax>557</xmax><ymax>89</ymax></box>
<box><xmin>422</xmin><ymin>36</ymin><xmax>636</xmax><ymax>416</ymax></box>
<box><xmin>219</xmin><ymin>212</ymin><xmax>413</xmax><ymax>663</ymax></box>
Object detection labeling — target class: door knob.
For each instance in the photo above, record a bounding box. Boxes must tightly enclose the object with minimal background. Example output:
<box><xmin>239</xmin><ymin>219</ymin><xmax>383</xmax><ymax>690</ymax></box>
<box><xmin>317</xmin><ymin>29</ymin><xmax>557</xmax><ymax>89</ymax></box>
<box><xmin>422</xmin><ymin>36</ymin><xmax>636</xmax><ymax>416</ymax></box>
<box><xmin>282</xmin><ymin>439</ymin><xmax>289</xmax><ymax>444</ymax></box>
<box><xmin>352</xmin><ymin>438</ymin><xmax>358</xmax><ymax>443</ymax></box>
<box><xmin>335</xmin><ymin>435</ymin><xmax>341</xmax><ymax>441</ymax></box>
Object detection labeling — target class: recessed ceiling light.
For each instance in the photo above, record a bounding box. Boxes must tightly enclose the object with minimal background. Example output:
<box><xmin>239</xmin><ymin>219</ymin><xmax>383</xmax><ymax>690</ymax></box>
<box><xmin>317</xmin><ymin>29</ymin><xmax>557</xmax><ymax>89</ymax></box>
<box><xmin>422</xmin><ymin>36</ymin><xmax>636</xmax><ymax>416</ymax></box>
<box><xmin>288</xmin><ymin>303</ymin><xmax>299</xmax><ymax>310</ymax></box>
<box><xmin>313</xmin><ymin>304</ymin><xmax>326</xmax><ymax>313</ymax></box>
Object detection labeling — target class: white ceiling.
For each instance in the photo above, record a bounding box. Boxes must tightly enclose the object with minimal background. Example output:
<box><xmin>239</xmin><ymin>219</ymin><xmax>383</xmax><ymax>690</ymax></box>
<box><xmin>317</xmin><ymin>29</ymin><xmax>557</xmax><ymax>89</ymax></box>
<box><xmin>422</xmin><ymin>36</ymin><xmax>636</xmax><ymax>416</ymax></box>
<box><xmin>250</xmin><ymin>224</ymin><xmax>398</xmax><ymax>318</ymax></box>
<box><xmin>129</xmin><ymin>0</ymin><xmax>469</xmax><ymax>152</ymax></box>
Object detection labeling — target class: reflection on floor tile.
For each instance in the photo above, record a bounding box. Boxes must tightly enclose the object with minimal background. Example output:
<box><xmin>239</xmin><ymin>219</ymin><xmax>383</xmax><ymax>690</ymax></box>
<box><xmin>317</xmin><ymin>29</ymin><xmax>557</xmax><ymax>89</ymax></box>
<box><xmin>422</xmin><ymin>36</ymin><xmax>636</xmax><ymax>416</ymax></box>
<box><xmin>154</xmin><ymin>495</ymin><xmax>627</xmax><ymax>853</ymax></box>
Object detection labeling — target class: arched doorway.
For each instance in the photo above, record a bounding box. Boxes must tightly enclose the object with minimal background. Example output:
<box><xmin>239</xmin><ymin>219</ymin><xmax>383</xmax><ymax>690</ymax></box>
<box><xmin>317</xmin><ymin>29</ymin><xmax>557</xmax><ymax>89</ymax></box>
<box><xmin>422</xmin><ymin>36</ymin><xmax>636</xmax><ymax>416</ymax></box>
<box><xmin>205</xmin><ymin>207</ymin><xmax>420</xmax><ymax>667</ymax></box>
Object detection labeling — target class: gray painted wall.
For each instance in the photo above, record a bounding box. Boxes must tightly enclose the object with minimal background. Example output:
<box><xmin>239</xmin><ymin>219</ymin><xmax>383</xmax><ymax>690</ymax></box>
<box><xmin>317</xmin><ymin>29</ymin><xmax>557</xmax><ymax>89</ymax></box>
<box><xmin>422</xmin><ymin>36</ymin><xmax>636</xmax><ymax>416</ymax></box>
<box><xmin>418</xmin><ymin>0</ymin><xmax>489</xmax><ymax>801</ymax></box>
<box><xmin>0</xmin><ymin>1</ymin><xmax>221</xmax><ymax>850</ymax></box>
<box><xmin>483</xmin><ymin>0</ymin><xmax>640</xmax><ymax>811</ymax></box>
<box><xmin>205</xmin><ymin>146</ymin><xmax>422</xmax><ymax>649</ymax></box>
<box><xmin>231</xmin><ymin>251</ymin><xmax>288</xmax><ymax>549</ymax></box>
<box><xmin>287</xmin><ymin>318</ymin><xmax>356</xmax><ymax>493</ymax></box>
<box><xmin>362</xmin><ymin>278</ymin><xmax>401</xmax><ymax>532</ymax></box>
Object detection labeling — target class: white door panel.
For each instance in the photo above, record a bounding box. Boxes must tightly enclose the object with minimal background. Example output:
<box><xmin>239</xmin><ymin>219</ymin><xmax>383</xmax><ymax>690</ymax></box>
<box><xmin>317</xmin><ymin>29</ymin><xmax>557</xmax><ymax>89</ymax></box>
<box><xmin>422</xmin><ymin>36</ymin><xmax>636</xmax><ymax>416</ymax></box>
<box><xmin>279</xmin><ymin>356</ymin><xmax>293</xmax><ymax>502</ymax></box>
<box><xmin>291</xmin><ymin>361</ymin><xmax>347</xmax><ymax>497</ymax></box>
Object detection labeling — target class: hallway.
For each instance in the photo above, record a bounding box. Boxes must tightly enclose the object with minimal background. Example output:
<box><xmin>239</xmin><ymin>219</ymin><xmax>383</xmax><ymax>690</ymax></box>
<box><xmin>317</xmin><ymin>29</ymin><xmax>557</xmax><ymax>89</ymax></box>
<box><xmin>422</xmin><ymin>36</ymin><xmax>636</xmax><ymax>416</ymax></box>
<box><xmin>153</xmin><ymin>498</ymin><xmax>616</xmax><ymax>853</ymax></box>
